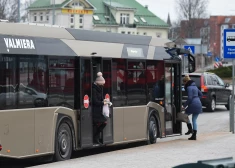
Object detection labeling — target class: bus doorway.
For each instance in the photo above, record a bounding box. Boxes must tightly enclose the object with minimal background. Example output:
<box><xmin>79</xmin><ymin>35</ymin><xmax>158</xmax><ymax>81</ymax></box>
<box><xmin>90</xmin><ymin>57</ymin><xmax>114</xmax><ymax>145</ymax></box>
<box><xmin>92</xmin><ymin>57</ymin><xmax>114</xmax><ymax>144</ymax></box>
<box><xmin>164</xmin><ymin>61</ymin><xmax>182</xmax><ymax>136</ymax></box>
<box><xmin>78</xmin><ymin>58</ymin><xmax>93</xmax><ymax>148</ymax></box>
<box><xmin>102</xmin><ymin>59</ymin><xmax>114</xmax><ymax>144</ymax></box>
<box><xmin>80</xmin><ymin>58</ymin><xmax>93</xmax><ymax>148</ymax></box>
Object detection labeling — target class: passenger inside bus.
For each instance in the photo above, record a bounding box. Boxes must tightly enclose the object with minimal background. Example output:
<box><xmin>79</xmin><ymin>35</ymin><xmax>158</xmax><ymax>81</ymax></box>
<box><xmin>29</xmin><ymin>70</ymin><xmax>45</xmax><ymax>93</ymax></box>
<box><xmin>153</xmin><ymin>75</ymin><xmax>165</xmax><ymax>101</ymax></box>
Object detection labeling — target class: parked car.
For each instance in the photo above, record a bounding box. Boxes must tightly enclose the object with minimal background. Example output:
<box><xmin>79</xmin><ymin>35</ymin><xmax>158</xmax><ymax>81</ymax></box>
<box><xmin>182</xmin><ymin>72</ymin><xmax>232</xmax><ymax>112</ymax></box>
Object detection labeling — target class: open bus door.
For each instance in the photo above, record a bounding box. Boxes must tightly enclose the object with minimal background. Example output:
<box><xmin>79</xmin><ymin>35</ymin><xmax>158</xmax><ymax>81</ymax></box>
<box><xmin>79</xmin><ymin>58</ymin><xmax>93</xmax><ymax>148</ymax></box>
<box><xmin>102</xmin><ymin>59</ymin><xmax>114</xmax><ymax>144</ymax></box>
<box><xmin>164</xmin><ymin>60</ymin><xmax>182</xmax><ymax>136</ymax></box>
<box><xmin>164</xmin><ymin>47</ymin><xmax>196</xmax><ymax>136</ymax></box>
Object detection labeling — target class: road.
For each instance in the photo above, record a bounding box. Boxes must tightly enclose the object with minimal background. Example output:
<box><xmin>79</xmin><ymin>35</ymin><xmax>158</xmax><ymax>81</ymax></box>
<box><xmin>1</xmin><ymin>106</ymin><xmax>234</xmax><ymax>168</ymax></box>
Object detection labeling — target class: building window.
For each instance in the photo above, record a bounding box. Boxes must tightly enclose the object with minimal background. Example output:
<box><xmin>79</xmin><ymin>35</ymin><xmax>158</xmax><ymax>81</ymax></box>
<box><xmin>34</xmin><ymin>13</ymin><xmax>37</xmax><ymax>22</ymax></box>
<box><xmin>143</xmin><ymin>32</ymin><xmax>147</xmax><ymax>35</ymax></box>
<box><xmin>120</xmin><ymin>14</ymin><xmax>129</xmax><ymax>25</ymax></box>
<box><xmin>134</xmin><ymin>17</ymin><xmax>139</xmax><ymax>22</ymax></box>
<box><xmin>156</xmin><ymin>33</ymin><xmax>162</xmax><ymax>38</ymax></box>
<box><xmin>128</xmin><ymin>32</ymin><xmax>131</xmax><ymax>34</ymax></box>
<box><xmin>79</xmin><ymin>15</ymin><xmax>83</xmax><ymax>24</ymax></box>
<box><xmin>137</xmin><ymin>32</ymin><xmax>139</xmax><ymax>35</ymax></box>
<box><xmin>93</xmin><ymin>15</ymin><xmax>100</xmax><ymax>21</ymax></box>
<box><xmin>71</xmin><ymin>25</ymin><xmax>74</xmax><ymax>28</ymax></box>
<box><xmin>140</xmin><ymin>17</ymin><xmax>147</xmax><ymax>23</ymax></box>
<box><xmin>72</xmin><ymin>2</ymin><xmax>79</xmax><ymax>6</ymax></box>
<box><xmin>79</xmin><ymin>26</ymin><xmax>83</xmax><ymax>29</ymax></box>
<box><xmin>40</xmin><ymin>12</ymin><xmax>43</xmax><ymax>21</ymax></box>
<box><xmin>105</xmin><ymin>16</ymin><xmax>110</xmax><ymax>21</ymax></box>
<box><xmin>71</xmin><ymin>14</ymin><xmax>74</xmax><ymax>24</ymax></box>
<box><xmin>121</xmin><ymin>31</ymin><xmax>125</xmax><ymax>34</ymax></box>
<box><xmin>46</xmin><ymin>12</ymin><xmax>49</xmax><ymax>21</ymax></box>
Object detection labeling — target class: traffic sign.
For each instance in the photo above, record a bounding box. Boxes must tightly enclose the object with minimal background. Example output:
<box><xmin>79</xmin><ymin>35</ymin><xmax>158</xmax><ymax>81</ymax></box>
<box><xmin>83</xmin><ymin>95</ymin><xmax>89</xmax><ymax>109</ymax></box>
<box><xmin>224</xmin><ymin>29</ymin><xmax>235</xmax><ymax>59</ymax></box>
<box><xmin>224</xmin><ymin>29</ymin><xmax>235</xmax><ymax>134</ymax></box>
<box><xmin>184</xmin><ymin>45</ymin><xmax>195</xmax><ymax>54</ymax></box>
<box><xmin>207</xmin><ymin>51</ymin><xmax>212</xmax><ymax>56</ymax></box>
<box><xmin>215</xmin><ymin>57</ymin><xmax>220</xmax><ymax>62</ymax></box>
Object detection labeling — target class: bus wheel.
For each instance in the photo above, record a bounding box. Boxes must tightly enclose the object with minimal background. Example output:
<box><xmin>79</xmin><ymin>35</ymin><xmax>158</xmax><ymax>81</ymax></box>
<box><xmin>54</xmin><ymin>122</ymin><xmax>72</xmax><ymax>161</ymax></box>
<box><xmin>148</xmin><ymin>115</ymin><xmax>157</xmax><ymax>144</ymax></box>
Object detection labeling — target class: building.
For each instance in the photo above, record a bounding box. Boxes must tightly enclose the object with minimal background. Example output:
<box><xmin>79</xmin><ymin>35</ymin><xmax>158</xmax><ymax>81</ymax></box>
<box><xmin>179</xmin><ymin>16</ymin><xmax>235</xmax><ymax>59</ymax></box>
<box><xmin>27</xmin><ymin>0</ymin><xmax>169</xmax><ymax>38</ymax></box>
<box><xmin>209</xmin><ymin>16</ymin><xmax>235</xmax><ymax>59</ymax></box>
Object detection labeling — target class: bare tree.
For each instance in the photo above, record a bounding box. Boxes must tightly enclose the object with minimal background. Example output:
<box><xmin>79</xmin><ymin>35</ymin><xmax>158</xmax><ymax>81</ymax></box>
<box><xmin>0</xmin><ymin>0</ymin><xmax>19</xmax><ymax>22</ymax></box>
<box><xmin>8</xmin><ymin>0</ymin><xmax>19</xmax><ymax>22</ymax></box>
<box><xmin>168</xmin><ymin>19</ymin><xmax>181</xmax><ymax>40</ymax></box>
<box><xmin>176</xmin><ymin>0</ymin><xmax>209</xmax><ymax>38</ymax></box>
<box><xmin>0</xmin><ymin>0</ymin><xmax>8</xmax><ymax>20</ymax></box>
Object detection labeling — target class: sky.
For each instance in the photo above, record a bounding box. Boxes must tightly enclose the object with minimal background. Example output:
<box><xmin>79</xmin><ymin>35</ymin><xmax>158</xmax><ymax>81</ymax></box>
<box><xmin>136</xmin><ymin>0</ymin><xmax>235</xmax><ymax>23</ymax></box>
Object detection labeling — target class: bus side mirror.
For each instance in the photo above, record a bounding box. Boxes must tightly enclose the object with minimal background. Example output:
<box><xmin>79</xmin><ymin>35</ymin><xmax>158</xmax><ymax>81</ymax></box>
<box><xmin>188</xmin><ymin>54</ymin><xmax>196</xmax><ymax>73</ymax></box>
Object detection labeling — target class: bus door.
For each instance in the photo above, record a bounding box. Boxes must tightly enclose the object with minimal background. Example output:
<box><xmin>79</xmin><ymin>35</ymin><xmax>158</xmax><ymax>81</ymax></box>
<box><xmin>80</xmin><ymin>58</ymin><xmax>93</xmax><ymax>148</ymax></box>
<box><xmin>102</xmin><ymin>59</ymin><xmax>114</xmax><ymax>144</ymax></box>
<box><xmin>164</xmin><ymin>61</ymin><xmax>182</xmax><ymax>136</ymax></box>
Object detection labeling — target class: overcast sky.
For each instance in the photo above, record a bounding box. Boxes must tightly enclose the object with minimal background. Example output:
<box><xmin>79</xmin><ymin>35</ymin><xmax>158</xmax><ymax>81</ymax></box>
<box><xmin>136</xmin><ymin>0</ymin><xmax>235</xmax><ymax>22</ymax></box>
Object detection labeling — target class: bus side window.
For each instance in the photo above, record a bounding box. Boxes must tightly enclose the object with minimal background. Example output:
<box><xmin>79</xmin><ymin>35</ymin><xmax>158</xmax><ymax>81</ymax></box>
<box><xmin>127</xmin><ymin>61</ymin><xmax>146</xmax><ymax>106</ymax></box>
<box><xmin>146</xmin><ymin>60</ymin><xmax>164</xmax><ymax>102</ymax></box>
<box><xmin>112</xmin><ymin>59</ymin><xmax>127</xmax><ymax>107</ymax></box>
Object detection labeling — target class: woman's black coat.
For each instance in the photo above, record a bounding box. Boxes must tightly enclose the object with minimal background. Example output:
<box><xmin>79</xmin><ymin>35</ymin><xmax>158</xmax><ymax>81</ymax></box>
<box><xmin>92</xmin><ymin>83</ymin><xmax>107</xmax><ymax>123</ymax></box>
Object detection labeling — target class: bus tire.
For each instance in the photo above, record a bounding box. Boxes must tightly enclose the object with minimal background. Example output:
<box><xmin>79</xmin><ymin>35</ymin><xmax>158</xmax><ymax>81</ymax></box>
<box><xmin>54</xmin><ymin>122</ymin><xmax>72</xmax><ymax>161</ymax></box>
<box><xmin>148</xmin><ymin>115</ymin><xmax>157</xmax><ymax>144</ymax></box>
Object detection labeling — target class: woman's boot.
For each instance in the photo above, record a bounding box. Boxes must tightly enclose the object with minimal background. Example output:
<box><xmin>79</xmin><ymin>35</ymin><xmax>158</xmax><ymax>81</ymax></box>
<box><xmin>185</xmin><ymin>123</ymin><xmax>193</xmax><ymax>135</ymax></box>
<box><xmin>188</xmin><ymin>130</ymin><xmax>197</xmax><ymax>140</ymax></box>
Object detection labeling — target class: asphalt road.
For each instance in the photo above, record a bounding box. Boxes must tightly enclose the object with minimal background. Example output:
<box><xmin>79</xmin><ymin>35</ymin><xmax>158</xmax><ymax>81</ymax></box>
<box><xmin>1</xmin><ymin>105</ymin><xmax>234</xmax><ymax>168</ymax></box>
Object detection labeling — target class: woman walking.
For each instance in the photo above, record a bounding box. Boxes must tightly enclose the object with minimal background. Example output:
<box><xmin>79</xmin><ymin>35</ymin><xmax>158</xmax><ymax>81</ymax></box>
<box><xmin>182</xmin><ymin>75</ymin><xmax>203</xmax><ymax>140</ymax></box>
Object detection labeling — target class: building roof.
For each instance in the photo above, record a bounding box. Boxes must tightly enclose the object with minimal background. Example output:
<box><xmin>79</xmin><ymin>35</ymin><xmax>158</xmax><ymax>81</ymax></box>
<box><xmin>28</xmin><ymin>0</ymin><xmax>71</xmax><ymax>9</ymax></box>
<box><xmin>28</xmin><ymin>0</ymin><xmax>169</xmax><ymax>28</ymax></box>
<box><xmin>103</xmin><ymin>1</ymin><xmax>136</xmax><ymax>10</ymax></box>
<box><xmin>89</xmin><ymin>0</ymin><xmax>168</xmax><ymax>28</ymax></box>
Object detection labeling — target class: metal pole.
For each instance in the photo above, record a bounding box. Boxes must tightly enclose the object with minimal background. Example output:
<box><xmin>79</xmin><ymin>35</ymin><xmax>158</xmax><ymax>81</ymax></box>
<box><xmin>231</xmin><ymin>60</ymin><xmax>235</xmax><ymax>134</ymax></box>
<box><xmin>18</xmin><ymin>0</ymin><xmax>20</xmax><ymax>22</ymax></box>
<box><xmin>52</xmin><ymin>0</ymin><xmax>55</xmax><ymax>25</ymax></box>
<box><xmin>109</xmin><ymin>0</ymin><xmax>111</xmax><ymax>32</ymax></box>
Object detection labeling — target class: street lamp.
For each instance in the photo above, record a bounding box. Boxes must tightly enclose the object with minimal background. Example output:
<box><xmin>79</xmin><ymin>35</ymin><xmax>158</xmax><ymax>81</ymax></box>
<box><xmin>52</xmin><ymin>0</ymin><xmax>55</xmax><ymax>25</ymax></box>
<box><xmin>109</xmin><ymin>0</ymin><xmax>111</xmax><ymax>32</ymax></box>
<box><xmin>18</xmin><ymin>0</ymin><xmax>20</xmax><ymax>22</ymax></box>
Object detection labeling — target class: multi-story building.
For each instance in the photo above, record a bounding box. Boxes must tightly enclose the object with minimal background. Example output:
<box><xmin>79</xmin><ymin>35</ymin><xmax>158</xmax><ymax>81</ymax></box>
<box><xmin>27</xmin><ymin>0</ymin><xmax>169</xmax><ymax>38</ymax></box>
<box><xmin>179</xmin><ymin>16</ymin><xmax>235</xmax><ymax>59</ymax></box>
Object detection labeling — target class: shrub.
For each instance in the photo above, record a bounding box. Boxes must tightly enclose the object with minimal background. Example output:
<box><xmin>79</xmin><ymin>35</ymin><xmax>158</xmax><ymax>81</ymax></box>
<box><xmin>207</xmin><ymin>66</ymin><xmax>232</xmax><ymax>78</ymax></box>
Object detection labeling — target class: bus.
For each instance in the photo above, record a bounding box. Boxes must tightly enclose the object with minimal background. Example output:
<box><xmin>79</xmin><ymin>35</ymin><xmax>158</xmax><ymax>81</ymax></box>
<box><xmin>0</xmin><ymin>22</ymin><xmax>195</xmax><ymax>161</ymax></box>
